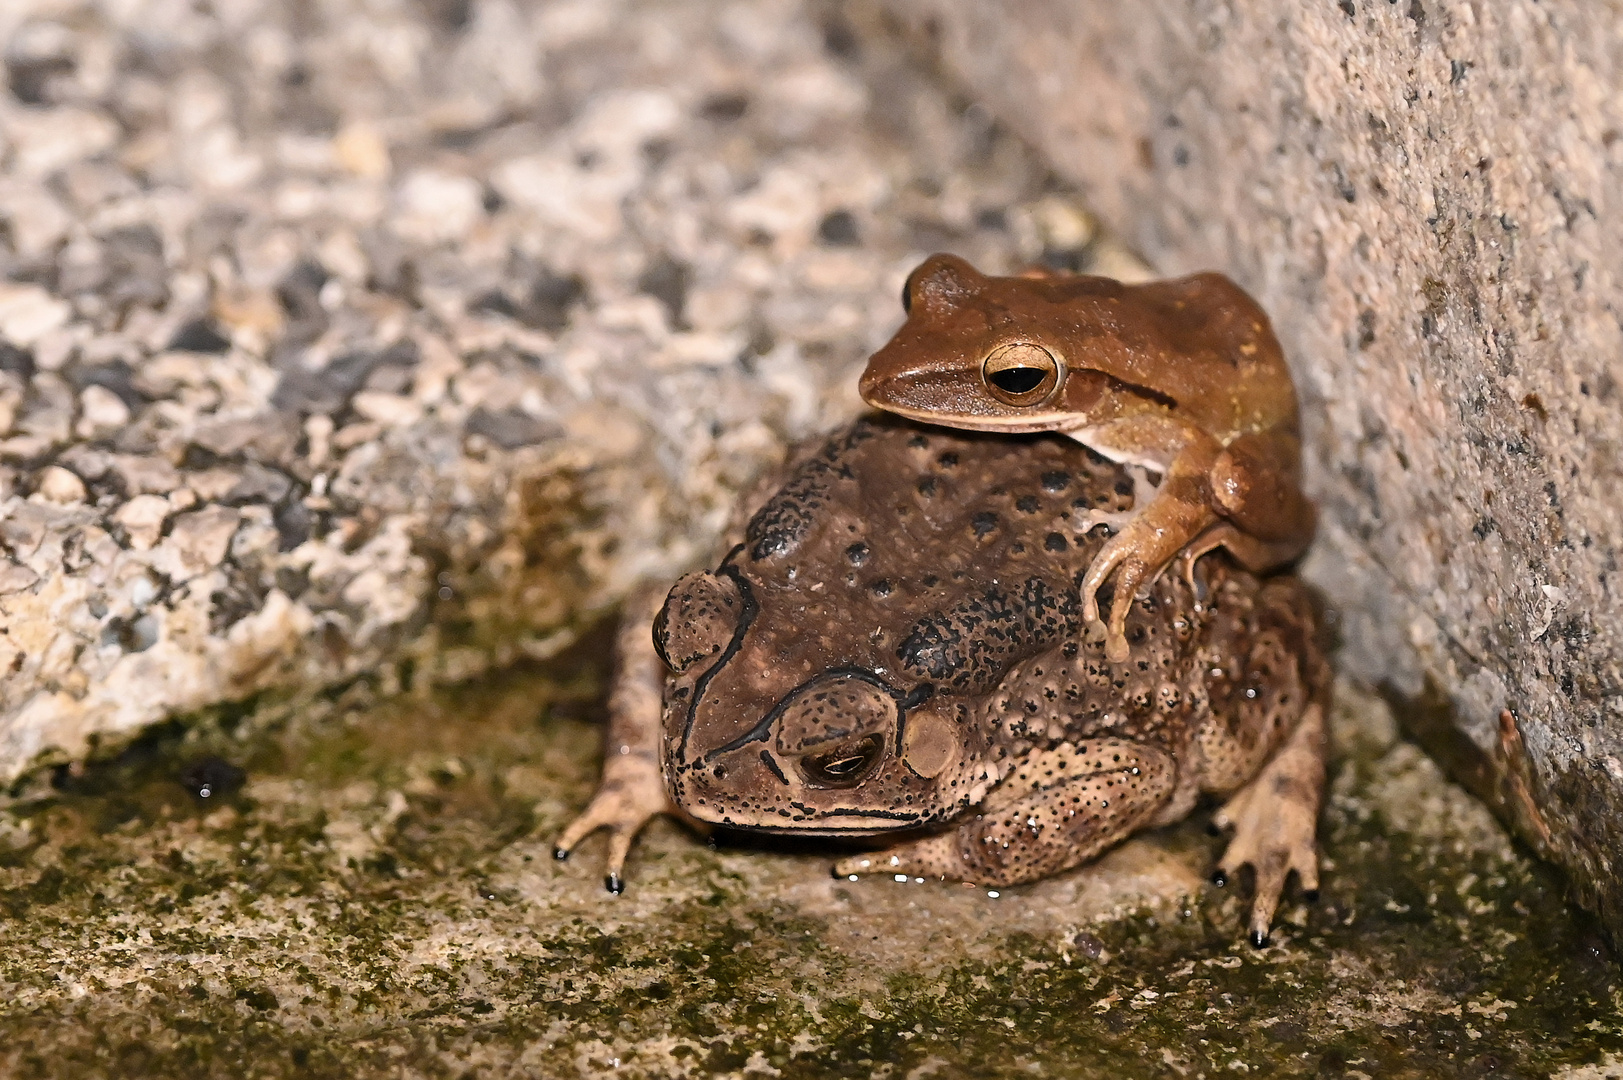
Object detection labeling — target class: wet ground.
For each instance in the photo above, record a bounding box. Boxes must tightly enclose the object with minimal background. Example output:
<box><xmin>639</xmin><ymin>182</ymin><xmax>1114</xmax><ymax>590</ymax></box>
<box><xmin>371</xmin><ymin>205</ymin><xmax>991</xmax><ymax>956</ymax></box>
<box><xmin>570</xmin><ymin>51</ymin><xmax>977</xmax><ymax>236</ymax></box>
<box><xmin>0</xmin><ymin>628</ymin><xmax>1616</xmax><ymax>1079</ymax></box>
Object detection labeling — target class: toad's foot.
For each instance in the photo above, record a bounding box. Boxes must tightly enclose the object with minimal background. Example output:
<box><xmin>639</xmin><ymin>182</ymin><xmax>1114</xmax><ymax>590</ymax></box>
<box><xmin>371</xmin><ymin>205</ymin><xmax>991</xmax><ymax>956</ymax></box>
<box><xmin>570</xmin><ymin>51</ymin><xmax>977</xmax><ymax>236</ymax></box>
<box><xmin>1211</xmin><ymin>701</ymin><xmax>1326</xmax><ymax>946</ymax></box>
<box><xmin>553</xmin><ymin>745</ymin><xmax>675</xmax><ymax>894</ymax></box>
<box><xmin>554</xmin><ymin>582</ymin><xmax>693</xmax><ymax>893</ymax></box>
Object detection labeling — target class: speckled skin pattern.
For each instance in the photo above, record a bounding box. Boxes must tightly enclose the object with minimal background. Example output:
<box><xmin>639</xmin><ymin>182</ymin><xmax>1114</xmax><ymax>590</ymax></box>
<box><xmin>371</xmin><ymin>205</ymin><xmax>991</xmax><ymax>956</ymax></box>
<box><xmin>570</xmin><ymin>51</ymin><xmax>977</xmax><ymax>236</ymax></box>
<box><xmin>635</xmin><ymin>415</ymin><xmax>1330</xmax><ymax>939</ymax></box>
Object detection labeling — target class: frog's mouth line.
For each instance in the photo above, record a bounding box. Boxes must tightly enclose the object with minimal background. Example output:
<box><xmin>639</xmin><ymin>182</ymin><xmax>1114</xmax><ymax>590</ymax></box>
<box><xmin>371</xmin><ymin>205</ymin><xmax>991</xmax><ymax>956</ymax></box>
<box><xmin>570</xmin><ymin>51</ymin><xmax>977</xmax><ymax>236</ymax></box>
<box><xmin>874</xmin><ymin>401</ymin><xmax>1075</xmax><ymax>434</ymax></box>
<box><xmin>685</xmin><ymin>804</ymin><xmax>937</xmax><ymax>836</ymax></box>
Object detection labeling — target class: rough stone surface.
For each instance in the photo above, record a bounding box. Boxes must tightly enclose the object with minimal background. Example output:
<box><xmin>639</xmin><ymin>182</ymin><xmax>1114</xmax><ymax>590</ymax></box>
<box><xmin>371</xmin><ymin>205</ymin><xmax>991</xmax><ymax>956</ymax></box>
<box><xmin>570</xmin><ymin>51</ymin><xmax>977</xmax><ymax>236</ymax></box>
<box><xmin>880</xmin><ymin>0</ymin><xmax>1623</xmax><ymax>943</ymax></box>
<box><xmin>0</xmin><ymin>0</ymin><xmax>1105</xmax><ymax>790</ymax></box>
<box><xmin>0</xmin><ymin>1</ymin><xmax>1615</xmax><ymax>1070</ymax></box>
<box><xmin>0</xmin><ymin>654</ymin><xmax>1616</xmax><ymax>1077</ymax></box>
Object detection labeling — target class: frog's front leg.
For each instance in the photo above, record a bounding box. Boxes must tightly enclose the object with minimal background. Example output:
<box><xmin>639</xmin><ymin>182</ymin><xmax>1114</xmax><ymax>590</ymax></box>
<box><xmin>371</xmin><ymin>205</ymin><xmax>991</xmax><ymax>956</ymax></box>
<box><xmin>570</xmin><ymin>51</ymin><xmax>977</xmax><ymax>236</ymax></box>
<box><xmin>554</xmin><ymin>583</ymin><xmax>693</xmax><ymax>892</ymax></box>
<box><xmin>1077</xmin><ymin>421</ymin><xmax>1313</xmax><ymax>662</ymax></box>
<box><xmin>834</xmin><ymin>738</ymin><xmax>1174</xmax><ymax>886</ymax></box>
<box><xmin>1077</xmin><ymin>425</ymin><xmax>1224</xmax><ymax>663</ymax></box>
<box><xmin>1209</xmin><ymin>430</ymin><xmax>1316</xmax><ymax>551</ymax></box>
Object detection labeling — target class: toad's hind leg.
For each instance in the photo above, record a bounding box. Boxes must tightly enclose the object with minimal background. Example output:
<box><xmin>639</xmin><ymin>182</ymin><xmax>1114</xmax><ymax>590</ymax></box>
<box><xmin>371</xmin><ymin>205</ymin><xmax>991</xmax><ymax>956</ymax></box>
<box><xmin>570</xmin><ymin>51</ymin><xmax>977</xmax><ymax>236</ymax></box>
<box><xmin>1211</xmin><ymin>701</ymin><xmax>1327</xmax><ymax>946</ymax></box>
<box><xmin>834</xmin><ymin>739</ymin><xmax>1174</xmax><ymax>886</ymax></box>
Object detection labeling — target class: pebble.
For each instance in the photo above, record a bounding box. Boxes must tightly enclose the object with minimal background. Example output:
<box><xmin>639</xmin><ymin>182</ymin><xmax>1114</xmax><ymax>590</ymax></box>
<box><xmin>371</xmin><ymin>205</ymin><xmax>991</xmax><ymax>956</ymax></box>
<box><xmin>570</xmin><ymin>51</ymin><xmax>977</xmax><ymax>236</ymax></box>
<box><xmin>34</xmin><ymin>466</ymin><xmax>86</xmax><ymax>504</ymax></box>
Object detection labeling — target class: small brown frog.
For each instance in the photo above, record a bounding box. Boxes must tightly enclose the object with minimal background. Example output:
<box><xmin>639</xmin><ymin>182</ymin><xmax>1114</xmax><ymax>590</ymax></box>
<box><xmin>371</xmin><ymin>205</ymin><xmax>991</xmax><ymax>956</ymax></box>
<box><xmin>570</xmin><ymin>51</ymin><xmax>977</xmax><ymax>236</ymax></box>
<box><xmin>858</xmin><ymin>255</ymin><xmax>1315</xmax><ymax>663</ymax></box>
<box><xmin>556</xmin><ymin>416</ymin><xmax>1328</xmax><ymax>944</ymax></box>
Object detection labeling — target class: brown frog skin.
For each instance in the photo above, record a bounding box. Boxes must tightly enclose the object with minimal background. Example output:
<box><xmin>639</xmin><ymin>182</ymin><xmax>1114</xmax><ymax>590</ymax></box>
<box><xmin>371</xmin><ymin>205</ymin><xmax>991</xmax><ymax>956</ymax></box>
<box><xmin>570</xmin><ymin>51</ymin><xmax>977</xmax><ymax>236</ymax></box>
<box><xmin>556</xmin><ymin>415</ymin><xmax>1329</xmax><ymax>945</ymax></box>
<box><xmin>858</xmin><ymin>255</ymin><xmax>1316</xmax><ymax>665</ymax></box>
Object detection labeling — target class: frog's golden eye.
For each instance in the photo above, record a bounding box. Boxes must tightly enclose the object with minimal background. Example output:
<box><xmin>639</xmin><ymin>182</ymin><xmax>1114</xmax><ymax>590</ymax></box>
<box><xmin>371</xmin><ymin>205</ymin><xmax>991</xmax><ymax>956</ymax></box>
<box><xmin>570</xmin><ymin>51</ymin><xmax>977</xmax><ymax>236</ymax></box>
<box><xmin>982</xmin><ymin>342</ymin><xmax>1060</xmax><ymax>406</ymax></box>
<box><xmin>800</xmin><ymin>734</ymin><xmax>885</xmax><ymax>788</ymax></box>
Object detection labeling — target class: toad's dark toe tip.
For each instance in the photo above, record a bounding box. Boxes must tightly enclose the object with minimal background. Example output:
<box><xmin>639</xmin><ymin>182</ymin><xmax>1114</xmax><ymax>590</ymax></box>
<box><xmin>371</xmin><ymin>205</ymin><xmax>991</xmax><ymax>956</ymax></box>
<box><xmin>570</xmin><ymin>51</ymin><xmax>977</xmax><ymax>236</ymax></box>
<box><xmin>605</xmin><ymin>874</ymin><xmax>624</xmax><ymax>894</ymax></box>
<box><xmin>553</xmin><ymin>847</ymin><xmax>569</xmax><ymax>861</ymax></box>
<box><xmin>1210</xmin><ymin>869</ymin><xmax>1228</xmax><ymax>888</ymax></box>
<box><xmin>1303</xmin><ymin>888</ymin><xmax>1320</xmax><ymax>904</ymax></box>
<box><xmin>1249</xmin><ymin>930</ymin><xmax>1269</xmax><ymax>949</ymax></box>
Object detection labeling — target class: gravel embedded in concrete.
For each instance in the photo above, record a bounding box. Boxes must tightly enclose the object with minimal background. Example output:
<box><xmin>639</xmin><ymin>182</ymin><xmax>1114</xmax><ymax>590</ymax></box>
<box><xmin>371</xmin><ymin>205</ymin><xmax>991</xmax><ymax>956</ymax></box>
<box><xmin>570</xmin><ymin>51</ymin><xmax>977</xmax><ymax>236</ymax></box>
<box><xmin>0</xmin><ymin>0</ymin><xmax>1105</xmax><ymax>782</ymax></box>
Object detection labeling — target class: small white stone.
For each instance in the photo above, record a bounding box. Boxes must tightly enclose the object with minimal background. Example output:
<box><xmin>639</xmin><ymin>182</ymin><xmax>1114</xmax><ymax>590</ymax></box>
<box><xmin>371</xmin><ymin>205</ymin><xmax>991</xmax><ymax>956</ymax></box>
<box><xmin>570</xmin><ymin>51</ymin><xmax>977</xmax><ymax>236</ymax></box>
<box><xmin>351</xmin><ymin>390</ymin><xmax>424</xmax><ymax>428</ymax></box>
<box><xmin>112</xmin><ymin>494</ymin><xmax>171</xmax><ymax>550</ymax></box>
<box><xmin>35</xmin><ymin>466</ymin><xmax>86</xmax><ymax>504</ymax></box>
<box><xmin>164</xmin><ymin>506</ymin><xmax>242</xmax><ymax>577</ymax></box>
<box><xmin>0</xmin><ymin>284</ymin><xmax>71</xmax><ymax>347</ymax></box>
<box><xmin>4</xmin><ymin>107</ymin><xmax>120</xmax><ymax>178</ymax></box>
<box><xmin>0</xmin><ymin>563</ymin><xmax>39</xmax><ymax>594</ymax></box>
<box><xmin>392</xmin><ymin>169</ymin><xmax>485</xmax><ymax>244</ymax></box>
<box><xmin>0</xmin><ymin>183</ymin><xmax>73</xmax><ymax>258</ymax></box>
<box><xmin>111</xmin><ymin>454</ymin><xmax>182</xmax><ymax>495</ymax></box>
<box><xmin>76</xmin><ymin>385</ymin><xmax>131</xmax><ymax>438</ymax></box>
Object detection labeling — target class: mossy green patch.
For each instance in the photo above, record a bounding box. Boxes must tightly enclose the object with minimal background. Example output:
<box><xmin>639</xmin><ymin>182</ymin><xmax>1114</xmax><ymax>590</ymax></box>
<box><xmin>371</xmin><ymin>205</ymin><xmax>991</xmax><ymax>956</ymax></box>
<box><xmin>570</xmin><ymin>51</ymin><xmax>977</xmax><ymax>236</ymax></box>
<box><xmin>0</xmin><ymin>657</ymin><xmax>1615</xmax><ymax>1078</ymax></box>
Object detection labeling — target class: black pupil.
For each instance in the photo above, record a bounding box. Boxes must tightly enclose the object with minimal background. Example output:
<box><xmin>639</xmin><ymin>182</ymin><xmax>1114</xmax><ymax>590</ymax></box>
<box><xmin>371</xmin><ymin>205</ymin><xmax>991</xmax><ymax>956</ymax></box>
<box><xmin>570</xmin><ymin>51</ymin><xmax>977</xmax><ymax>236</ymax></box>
<box><xmin>900</xmin><ymin>279</ymin><xmax>912</xmax><ymax>313</ymax></box>
<box><xmin>990</xmin><ymin>367</ymin><xmax>1047</xmax><ymax>395</ymax></box>
<box><xmin>806</xmin><ymin>735</ymin><xmax>883</xmax><ymax>786</ymax></box>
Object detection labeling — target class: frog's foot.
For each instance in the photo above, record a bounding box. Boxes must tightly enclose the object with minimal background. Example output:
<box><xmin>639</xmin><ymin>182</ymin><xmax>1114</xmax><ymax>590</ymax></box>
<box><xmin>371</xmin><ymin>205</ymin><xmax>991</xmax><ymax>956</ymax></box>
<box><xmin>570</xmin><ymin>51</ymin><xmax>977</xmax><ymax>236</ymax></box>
<box><xmin>1176</xmin><ymin>522</ymin><xmax>1311</xmax><ymax>591</ymax></box>
<box><xmin>1081</xmin><ymin>495</ymin><xmax>1219</xmax><ymax>663</ymax></box>
<box><xmin>833</xmin><ymin>835</ymin><xmax>963</xmax><ymax>882</ymax></box>
<box><xmin>1211</xmin><ymin>702</ymin><xmax>1327</xmax><ymax>946</ymax></box>
<box><xmin>836</xmin><ymin>739</ymin><xmax>1175</xmax><ymax>886</ymax></box>
<box><xmin>553</xmin><ymin>746</ymin><xmax>677</xmax><ymax>893</ymax></box>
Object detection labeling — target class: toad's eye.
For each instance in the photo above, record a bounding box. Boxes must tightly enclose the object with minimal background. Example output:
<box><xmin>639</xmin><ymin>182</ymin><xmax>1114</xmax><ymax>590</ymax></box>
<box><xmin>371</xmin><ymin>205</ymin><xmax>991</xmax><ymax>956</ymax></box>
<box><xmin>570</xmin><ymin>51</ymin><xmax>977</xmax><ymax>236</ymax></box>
<box><xmin>900</xmin><ymin>274</ymin><xmax>914</xmax><ymax>314</ymax></box>
<box><xmin>983</xmin><ymin>341</ymin><xmax>1060</xmax><ymax>406</ymax></box>
<box><xmin>654</xmin><ymin>570</ymin><xmax>744</xmax><ymax>673</ymax></box>
<box><xmin>800</xmin><ymin>734</ymin><xmax>885</xmax><ymax>788</ymax></box>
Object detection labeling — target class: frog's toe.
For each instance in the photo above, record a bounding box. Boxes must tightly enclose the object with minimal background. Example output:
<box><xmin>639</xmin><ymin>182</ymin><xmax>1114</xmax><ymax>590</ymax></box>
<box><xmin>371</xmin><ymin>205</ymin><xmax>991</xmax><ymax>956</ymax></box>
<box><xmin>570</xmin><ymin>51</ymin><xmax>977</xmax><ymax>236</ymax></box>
<box><xmin>832</xmin><ymin>834</ymin><xmax>963</xmax><ymax>882</ymax></box>
<box><xmin>1212</xmin><ymin>783</ymin><xmax>1320</xmax><ymax>944</ymax></box>
<box><xmin>553</xmin><ymin>777</ymin><xmax>670</xmax><ymax>890</ymax></box>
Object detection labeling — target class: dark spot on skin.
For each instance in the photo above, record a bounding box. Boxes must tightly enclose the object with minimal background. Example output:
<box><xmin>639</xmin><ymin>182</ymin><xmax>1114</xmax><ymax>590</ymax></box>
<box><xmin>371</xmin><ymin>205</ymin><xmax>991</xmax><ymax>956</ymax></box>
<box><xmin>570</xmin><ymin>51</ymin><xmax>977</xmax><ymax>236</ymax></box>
<box><xmin>1041</xmin><ymin>470</ymin><xmax>1070</xmax><ymax>492</ymax></box>
<box><xmin>870</xmin><ymin>580</ymin><xmax>893</xmax><ymax>598</ymax></box>
<box><xmin>1114</xmin><ymin>477</ymin><xmax>1135</xmax><ymax>497</ymax></box>
<box><xmin>937</xmin><ymin>452</ymin><xmax>958</xmax><ymax>468</ymax></box>
<box><xmin>1015</xmin><ymin>495</ymin><xmax>1040</xmax><ymax>513</ymax></box>
<box><xmin>845</xmin><ymin>542</ymin><xmax>870</xmax><ymax>566</ymax></box>
<box><xmin>971</xmin><ymin>512</ymin><xmax>998</xmax><ymax>538</ymax></box>
<box><xmin>917</xmin><ymin>477</ymin><xmax>938</xmax><ymax>497</ymax></box>
<box><xmin>908</xmin><ymin>434</ymin><xmax>929</xmax><ymax>448</ymax></box>
<box><xmin>1044</xmin><ymin>532</ymin><xmax>1068</xmax><ymax>552</ymax></box>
